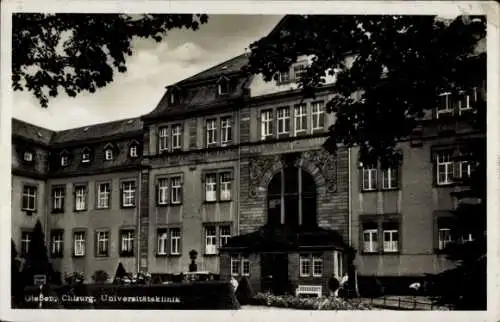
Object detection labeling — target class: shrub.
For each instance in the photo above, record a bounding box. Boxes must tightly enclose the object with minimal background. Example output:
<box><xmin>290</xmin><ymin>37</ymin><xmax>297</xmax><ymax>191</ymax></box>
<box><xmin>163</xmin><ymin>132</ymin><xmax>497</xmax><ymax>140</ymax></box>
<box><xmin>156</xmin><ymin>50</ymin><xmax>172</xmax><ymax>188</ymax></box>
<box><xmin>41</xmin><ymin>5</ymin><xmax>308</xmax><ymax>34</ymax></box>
<box><xmin>250</xmin><ymin>293</ymin><xmax>372</xmax><ymax>310</ymax></box>
<box><xmin>235</xmin><ymin>276</ymin><xmax>255</xmax><ymax>305</ymax></box>
<box><xmin>113</xmin><ymin>262</ymin><xmax>127</xmax><ymax>284</ymax></box>
<box><xmin>64</xmin><ymin>272</ymin><xmax>85</xmax><ymax>285</ymax></box>
<box><xmin>92</xmin><ymin>270</ymin><xmax>109</xmax><ymax>284</ymax></box>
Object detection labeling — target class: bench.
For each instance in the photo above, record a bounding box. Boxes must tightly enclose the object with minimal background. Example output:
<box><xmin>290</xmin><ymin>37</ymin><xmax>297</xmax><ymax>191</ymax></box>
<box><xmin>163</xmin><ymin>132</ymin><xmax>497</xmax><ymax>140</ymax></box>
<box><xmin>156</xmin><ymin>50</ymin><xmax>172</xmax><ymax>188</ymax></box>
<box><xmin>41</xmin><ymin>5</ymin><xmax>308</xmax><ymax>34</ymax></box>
<box><xmin>295</xmin><ymin>285</ymin><xmax>322</xmax><ymax>298</ymax></box>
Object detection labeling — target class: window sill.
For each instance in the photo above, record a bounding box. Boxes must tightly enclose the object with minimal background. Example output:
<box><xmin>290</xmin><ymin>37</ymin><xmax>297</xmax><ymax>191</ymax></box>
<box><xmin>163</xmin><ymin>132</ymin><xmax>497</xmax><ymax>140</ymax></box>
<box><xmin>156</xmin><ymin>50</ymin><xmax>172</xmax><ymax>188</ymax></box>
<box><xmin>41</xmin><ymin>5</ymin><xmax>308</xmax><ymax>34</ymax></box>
<box><xmin>50</xmin><ymin>255</ymin><xmax>63</xmax><ymax>259</ymax></box>
<box><xmin>360</xmin><ymin>189</ymin><xmax>378</xmax><ymax>193</ymax></box>
<box><xmin>381</xmin><ymin>188</ymin><xmax>400</xmax><ymax>192</ymax></box>
<box><xmin>51</xmin><ymin>209</ymin><xmax>64</xmax><ymax>214</ymax></box>
<box><xmin>22</xmin><ymin>209</ymin><xmax>37</xmax><ymax>213</ymax></box>
<box><xmin>157</xmin><ymin>203</ymin><xmax>169</xmax><ymax>207</ymax></box>
<box><xmin>203</xmin><ymin>200</ymin><xmax>218</xmax><ymax>204</ymax></box>
<box><xmin>119</xmin><ymin>253</ymin><xmax>135</xmax><ymax>258</ymax></box>
<box><xmin>360</xmin><ymin>251</ymin><xmax>381</xmax><ymax>256</ymax></box>
<box><xmin>72</xmin><ymin>255</ymin><xmax>86</xmax><ymax>258</ymax></box>
<box><xmin>170</xmin><ymin>253</ymin><xmax>181</xmax><ymax>257</ymax></box>
<box><xmin>95</xmin><ymin>254</ymin><xmax>110</xmax><ymax>258</ymax></box>
<box><xmin>121</xmin><ymin>205</ymin><xmax>136</xmax><ymax>209</ymax></box>
<box><xmin>95</xmin><ymin>207</ymin><xmax>110</xmax><ymax>210</ymax></box>
<box><xmin>74</xmin><ymin>209</ymin><xmax>88</xmax><ymax>213</ymax></box>
<box><xmin>156</xmin><ymin>253</ymin><xmax>168</xmax><ymax>257</ymax></box>
<box><xmin>203</xmin><ymin>253</ymin><xmax>218</xmax><ymax>257</ymax></box>
<box><xmin>381</xmin><ymin>251</ymin><xmax>400</xmax><ymax>255</ymax></box>
<box><xmin>170</xmin><ymin>202</ymin><xmax>183</xmax><ymax>206</ymax></box>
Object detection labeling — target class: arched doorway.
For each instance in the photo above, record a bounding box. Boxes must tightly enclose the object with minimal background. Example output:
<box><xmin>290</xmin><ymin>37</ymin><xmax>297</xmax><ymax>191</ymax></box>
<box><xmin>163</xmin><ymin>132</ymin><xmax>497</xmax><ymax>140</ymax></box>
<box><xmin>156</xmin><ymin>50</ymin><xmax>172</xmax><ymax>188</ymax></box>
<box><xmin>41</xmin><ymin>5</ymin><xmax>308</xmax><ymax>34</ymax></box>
<box><xmin>267</xmin><ymin>166</ymin><xmax>317</xmax><ymax>230</ymax></box>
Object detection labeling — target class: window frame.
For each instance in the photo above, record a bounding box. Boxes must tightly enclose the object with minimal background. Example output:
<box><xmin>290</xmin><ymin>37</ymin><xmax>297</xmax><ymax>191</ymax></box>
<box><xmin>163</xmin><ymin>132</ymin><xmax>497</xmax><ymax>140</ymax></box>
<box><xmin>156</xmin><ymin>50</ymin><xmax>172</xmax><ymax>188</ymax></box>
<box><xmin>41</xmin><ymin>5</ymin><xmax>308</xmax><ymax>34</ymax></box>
<box><xmin>158</xmin><ymin>126</ymin><xmax>169</xmax><ymax>153</ymax></box>
<box><xmin>74</xmin><ymin>184</ymin><xmax>88</xmax><ymax>212</ymax></box>
<box><xmin>220</xmin><ymin>117</ymin><xmax>232</xmax><ymax>145</ymax></box>
<box><xmin>81</xmin><ymin>148</ymin><xmax>91</xmax><ymax>164</ymax></box>
<box><xmin>206</xmin><ymin>119</ymin><xmax>217</xmax><ymax>146</ymax></box>
<box><xmin>360</xmin><ymin>215</ymin><xmax>401</xmax><ymax>255</ymax></box>
<box><xmin>381</xmin><ymin>167</ymin><xmax>399</xmax><ymax>190</ymax></box>
<box><xmin>104</xmin><ymin>148</ymin><xmax>113</xmax><ymax>161</ymax></box>
<box><xmin>260</xmin><ymin>109</ymin><xmax>274</xmax><ymax>140</ymax></box>
<box><xmin>157</xmin><ymin>178</ymin><xmax>169</xmax><ymax>206</ymax></box>
<box><xmin>293</xmin><ymin>104</ymin><xmax>307</xmax><ymax>135</ymax></box>
<box><xmin>61</xmin><ymin>155</ymin><xmax>69</xmax><ymax>167</ymax></box>
<box><xmin>157</xmin><ymin>228</ymin><xmax>169</xmax><ymax>256</ymax></box>
<box><xmin>170</xmin><ymin>176</ymin><xmax>183</xmax><ymax>205</ymax></box>
<box><xmin>119</xmin><ymin>229</ymin><xmax>135</xmax><ymax>257</ymax></box>
<box><xmin>362</xmin><ymin>165</ymin><xmax>378</xmax><ymax>191</ymax></box>
<box><xmin>129</xmin><ymin>145</ymin><xmax>139</xmax><ymax>158</ymax></box>
<box><xmin>51</xmin><ymin>185</ymin><xmax>65</xmax><ymax>213</ymax></box>
<box><xmin>121</xmin><ymin>180</ymin><xmax>136</xmax><ymax>208</ymax></box>
<box><xmin>299</xmin><ymin>254</ymin><xmax>312</xmax><ymax>277</ymax></box>
<box><xmin>436</xmin><ymin>151</ymin><xmax>455</xmax><ymax>186</ymax></box>
<box><xmin>20</xmin><ymin>230</ymin><xmax>32</xmax><ymax>257</ymax></box>
<box><xmin>22</xmin><ymin>184</ymin><xmax>37</xmax><ymax>212</ymax></box>
<box><xmin>23</xmin><ymin>150</ymin><xmax>34</xmax><ymax>163</ymax></box>
<box><xmin>436</xmin><ymin>92</ymin><xmax>454</xmax><ymax>118</ymax></box>
<box><xmin>204</xmin><ymin>226</ymin><xmax>217</xmax><ymax>255</ymax></box>
<box><xmin>171</xmin><ymin>124</ymin><xmax>182</xmax><ymax>150</ymax></box>
<box><xmin>170</xmin><ymin>227</ymin><xmax>181</xmax><ymax>256</ymax></box>
<box><xmin>96</xmin><ymin>182</ymin><xmax>111</xmax><ymax>210</ymax></box>
<box><xmin>50</xmin><ymin>230</ymin><xmax>64</xmax><ymax>258</ymax></box>
<box><xmin>382</xmin><ymin>229</ymin><xmax>399</xmax><ymax>253</ymax></box>
<box><xmin>95</xmin><ymin>230</ymin><xmax>110</xmax><ymax>257</ymax></box>
<box><xmin>362</xmin><ymin>228</ymin><xmax>379</xmax><ymax>254</ymax></box>
<box><xmin>312</xmin><ymin>255</ymin><xmax>323</xmax><ymax>277</ymax></box>
<box><xmin>277</xmin><ymin>106</ymin><xmax>291</xmax><ymax>135</ymax></box>
<box><xmin>311</xmin><ymin>101</ymin><xmax>325</xmax><ymax>131</ymax></box>
<box><xmin>73</xmin><ymin>230</ymin><xmax>86</xmax><ymax>257</ymax></box>
<box><xmin>204</xmin><ymin>173</ymin><xmax>218</xmax><ymax>202</ymax></box>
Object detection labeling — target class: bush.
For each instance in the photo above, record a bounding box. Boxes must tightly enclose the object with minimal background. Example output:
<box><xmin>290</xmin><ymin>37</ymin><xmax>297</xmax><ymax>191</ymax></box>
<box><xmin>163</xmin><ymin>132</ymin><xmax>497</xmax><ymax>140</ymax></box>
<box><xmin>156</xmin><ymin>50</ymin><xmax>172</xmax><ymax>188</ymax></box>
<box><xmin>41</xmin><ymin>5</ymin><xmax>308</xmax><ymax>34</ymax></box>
<box><xmin>250</xmin><ymin>293</ymin><xmax>372</xmax><ymax>310</ymax></box>
<box><xmin>64</xmin><ymin>272</ymin><xmax>85</xmax><ymax>285</ymax></box>
<box><xmin>92</xmin><ymin>270</ymin><xmax>109</xmax><ymax>284</ymax></box>
<box><xmin>113</xmin><ymin>262</ymin><xmax>127</xmax><ymax>284</ymax></box>
<box><xmin>235</xmin><ymin>276</ymin><xmax>255</xmax><ymax>305</ymax></box>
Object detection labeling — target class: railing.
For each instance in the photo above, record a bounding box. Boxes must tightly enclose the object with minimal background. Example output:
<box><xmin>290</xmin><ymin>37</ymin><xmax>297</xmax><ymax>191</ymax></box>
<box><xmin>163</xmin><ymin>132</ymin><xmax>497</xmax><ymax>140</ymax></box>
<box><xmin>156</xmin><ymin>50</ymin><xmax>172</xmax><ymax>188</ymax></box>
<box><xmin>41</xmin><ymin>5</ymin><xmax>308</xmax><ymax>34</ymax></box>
<box><xmin>347</xmin><ymin>296</ymin><xmax>448</xmax><ymax>311</ymax></box>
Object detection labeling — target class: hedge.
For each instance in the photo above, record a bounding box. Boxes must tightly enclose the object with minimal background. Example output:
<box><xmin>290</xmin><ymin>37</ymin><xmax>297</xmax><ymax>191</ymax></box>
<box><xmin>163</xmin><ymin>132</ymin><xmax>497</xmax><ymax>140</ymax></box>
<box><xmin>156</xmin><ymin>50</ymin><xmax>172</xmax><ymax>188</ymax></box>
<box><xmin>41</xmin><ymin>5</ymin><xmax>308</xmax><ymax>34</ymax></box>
<box><xmin>18</xmin><ymin>281</ymin><xmax>239</xmax><ymax>310</ymax></box>
<box><xmin>249</xmin><ymin>293</ymin><xmax>373</xmax><ymax>310</ymax></box>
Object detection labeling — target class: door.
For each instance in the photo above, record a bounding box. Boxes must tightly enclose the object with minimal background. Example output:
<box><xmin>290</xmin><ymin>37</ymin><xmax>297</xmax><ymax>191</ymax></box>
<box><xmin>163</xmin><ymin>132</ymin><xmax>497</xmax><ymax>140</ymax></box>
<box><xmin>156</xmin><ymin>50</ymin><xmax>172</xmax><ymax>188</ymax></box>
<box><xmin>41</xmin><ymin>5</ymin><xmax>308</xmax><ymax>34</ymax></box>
<box><xmin>260</xmin><ymin>253</ymin><xmax>289</xmax><ymax>295</ymax></box>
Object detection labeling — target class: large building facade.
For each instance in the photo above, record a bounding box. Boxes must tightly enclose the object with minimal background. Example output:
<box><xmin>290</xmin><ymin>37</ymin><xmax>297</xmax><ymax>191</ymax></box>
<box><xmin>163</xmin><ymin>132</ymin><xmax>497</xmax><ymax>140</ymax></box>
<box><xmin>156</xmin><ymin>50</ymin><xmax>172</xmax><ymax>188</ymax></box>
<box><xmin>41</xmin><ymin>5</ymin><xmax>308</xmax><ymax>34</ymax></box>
<box><xmin>11</xmin><ymin>31</ymin><xmax>484</xmax><ymax>293</ymax></box>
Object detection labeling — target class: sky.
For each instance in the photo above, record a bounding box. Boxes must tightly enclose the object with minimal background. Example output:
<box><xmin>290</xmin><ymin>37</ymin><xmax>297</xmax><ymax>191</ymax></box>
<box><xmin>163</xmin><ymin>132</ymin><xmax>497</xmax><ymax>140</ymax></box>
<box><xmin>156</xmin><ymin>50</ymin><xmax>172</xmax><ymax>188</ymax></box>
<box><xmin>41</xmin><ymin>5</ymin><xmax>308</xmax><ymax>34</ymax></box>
<box><xmin>13</xmin><ymin>15</ymin><xmax>283</xmax><ymax>131</ymax></box>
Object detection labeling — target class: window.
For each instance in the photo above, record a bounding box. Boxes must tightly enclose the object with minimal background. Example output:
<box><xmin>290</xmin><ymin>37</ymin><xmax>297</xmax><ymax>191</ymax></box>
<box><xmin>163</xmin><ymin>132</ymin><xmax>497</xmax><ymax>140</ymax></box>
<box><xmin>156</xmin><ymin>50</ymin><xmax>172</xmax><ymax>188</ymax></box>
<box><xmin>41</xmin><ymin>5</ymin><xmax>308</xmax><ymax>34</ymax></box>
<box><xmin>382</xmin><ymin>168</ymin><xmax>398</xmax><ymax>190</ymax></box>
<box><xmin>383</xmin><ymin>228</ymin><xmax>399</xmax><ymax>253</ymax></box>
<box><xmin>73</xmin><ymin>231</ymin><xmax>85</xmax><ymax>257</ymax></box>
<box><xmin>312</xmin><ymin>255</ymin><xmax>323</xmax><ymax>277</ymax></box>
<box><xmin>206</xmin><ymin>119</ymin><xmax>217</xmax><ymax>145</ymax></box>
<box><xmin>437</xmin><ymin>92</ymin><xmax>453</xmax><ymax>118</ymax></box>
<box><xmin>97</xmin><ymin>183</ymin><xmax>111</xmax><ymax>209</ymax></box>
<box><xmin>294</xmin><ymin>104</ymin><xmax>307</xmax><ymax>135</ymax></box>
<box><xmin>170</xmin><ymin>228</ymin><xmax>181</xmax><ymax>255</ymax></box>
<box><xmin>277</xmin><ymin>70</ymin><xmax>290</xmax><ymax>84</ymax></box>
<box><xmin>362</xmin><ymin>165</ymin><xmax>378</xmax><ymax>191</ymax></box>
<box><xmin>170</xmin><ymin>176</ymin><xmax>182</xmax><ymax>204</ymax></box>
<box><xmin>52</xmin><ymin>186</ymin><xmax>65</xmax><ymax>212</ymax></box>
<box><xmin>81</xmin><ymin>149</ymin><xmax>91</xmax><ymax>163</ymax></box>
<box><xmin>23</xmin><ymin>151</ymin><xmax>33</xmax><ymax>162</ymax></box>
<box><xmin>171</xmin><ymin>124</ymin><xmax>182</xmax><ymax>150</ymax></box>
<box><xmin>121</xmin><ymin>181</ymin><xmax>136</xmax><ymax>207</ymax></box>
<box><xmin>218</xmin><ymin>79</ymin><xmax>229</xmax><ymax>95</ymax></box>
<box><xmin>219</xmin><ymin>225</ymin><xmax>231</xmax><ymax>247</ymax></box>
<box><xmin>242</xmin><ymin>256</ymin><xmax>250</xmax><ymax>276</ymax></box>
<box><xmin>22</xmin><ymin>185</ymin><xmax>37</xmax><ymax>212</ymax></box>
<box><xmin>231</xmin><ymin>255</ymin><xmax>241</xmax><ymax>276</ymax></box>
<box><xmin>21</xmin><ymin>231</ymin><xmax>32</xmax><ymax>257</ymax></box>
<box><xmin>61</xmin><ymin>155</ymin><xmax>69</xmax><ymax>166</ymax></box>
<box><xmin>458</xmin><ymin>88</ymin><xmax>478</xmax><ymax>114</ymax></box>
<box><xmin>299</xmin><ymin>255</ymin><xmax>311</xmax><ymax>277</ymax></box>
<box><xmin>205</xmin><ymin>173</ymin><xmax>217</xmax><ymax>202</ymax></box>
<box><xmin>157</xmin><ymin>178</ymin><xmax>169</xmax><ymax>205</ymax></box>
<box><xmin>438</xmin><ymin>228</ymin><xmax>452</xmax><ymax>250</ymax></box>
<box><xmin>105</xmin><ymin>149</ymin><xmax>113</xmax><ymax>161</ymax></box>
<box><xmin>312</xmin><ymin>102</ymin><xmax>325</xmax><ymax>130</ymax></box>
<box><xmin>50</xmin><ymin>230</ymin><xmax>64</xmax><ymax>257</ymax></box>
<box><xmin>458</xmin><ymin>160</ymin><xmax>471</xmax><ymax>179</ymax></box>
<box><xmin>220</xmin><ymin>172</ymin><xmax>232</xmax><ymax>201</ymax></box>
<box><xmin>157</xmin><ymin>229</ymin><xmax>168</xmax><ymax>255</ymax></box>
<box><xmin>205</xmin><ymin>226</ymin><xmax>217</xmax><ymax>255</ymax></box>
<box><xmin>96</xmin><ymin>231</ymin><xmax>109</xmax><ymax>257</ymax></box>
<box><xmin>130</xmin><ymin>145</ymin><xmax>138</xmax><ymax>158</ymax></box>
<box><xmin>277</xmin><ymin>107</ymin><xmax>291</xmax><ymax>135</ymax></box>
<box><xmin>261</xmin><ymin>110</ymin><xmax>273</xmax><ymax>140</ymax></box>
<box><xmin>120</xmin><ymin>230</ymin><xmax>135</xmax><ymax>256</ymax></box>
<box><xmin>158</xmin><ymin>126</ymin><xmax>169</xmax><ymax>153</ymax></box>
<box><xmin>169</xmin><ymin>92</ymin><xmax>177</xmax><ymax>105</ymax></box>
<box><xmin>436</xmin><ymin>152</ymin><xmax>454</xmax><ymax>185</ymax></box>
<box><xmin>221</xmin><ymin>117</ymin><xmax>232</xmax><ymax>145</ymax></box>
<box><xmin>293</xmin><ymin>63</ymin><xmax>307</xmax><ymax>80</ymax></box>
<box><xmin>363</xmin><ymin>228</ymin><xmax>378</xmax><ymax>253</ymax></box>
<box><xmin>74</xmin><ymin>185</ymin><xmax>87</xmax><ymax>211</ymax></box>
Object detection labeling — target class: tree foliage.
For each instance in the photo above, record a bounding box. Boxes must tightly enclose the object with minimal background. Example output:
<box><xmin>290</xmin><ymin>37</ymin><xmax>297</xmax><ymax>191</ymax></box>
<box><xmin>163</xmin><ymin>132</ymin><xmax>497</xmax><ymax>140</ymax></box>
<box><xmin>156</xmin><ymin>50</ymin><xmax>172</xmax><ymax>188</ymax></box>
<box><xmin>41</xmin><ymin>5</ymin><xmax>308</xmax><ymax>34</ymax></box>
<box><xmin>244</xmin><ymin>15</ymin><xmax>486</xmax><ymax>166</ymax></box>
<box><xmin>245</xmin><ymin>15</ymin><xmax>486</xmax><ymax>309</ymax></box>
<box><xmin>22</xmin><ymin>220</ymin><xmax>54</xmax><ymax>285</ymax></box>
<box><xmin>12</xmin><ymin>13</ymin><xmax>208</xmax><ymax>107</ymax></box>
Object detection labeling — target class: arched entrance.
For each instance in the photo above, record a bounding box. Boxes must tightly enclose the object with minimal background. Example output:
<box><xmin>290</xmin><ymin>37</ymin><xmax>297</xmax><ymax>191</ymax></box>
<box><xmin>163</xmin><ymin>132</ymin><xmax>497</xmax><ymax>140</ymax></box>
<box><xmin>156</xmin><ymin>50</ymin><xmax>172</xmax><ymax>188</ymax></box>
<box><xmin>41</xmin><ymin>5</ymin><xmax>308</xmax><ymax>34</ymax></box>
<box><xmin>267</xmin><ymin>166</ymin><xmax>317</xmax><ymax>229</ymax></box>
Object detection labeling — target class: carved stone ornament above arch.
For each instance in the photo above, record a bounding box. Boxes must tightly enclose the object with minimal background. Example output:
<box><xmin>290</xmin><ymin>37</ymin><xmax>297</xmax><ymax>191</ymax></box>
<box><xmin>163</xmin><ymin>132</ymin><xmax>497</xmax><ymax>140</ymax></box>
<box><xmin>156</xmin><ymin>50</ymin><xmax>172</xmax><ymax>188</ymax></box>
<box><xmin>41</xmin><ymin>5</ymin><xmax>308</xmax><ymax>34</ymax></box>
<box><xmin>247</xmin><ymin>149</ymin><xmax>337</xmax><ymax>199</ymax></box>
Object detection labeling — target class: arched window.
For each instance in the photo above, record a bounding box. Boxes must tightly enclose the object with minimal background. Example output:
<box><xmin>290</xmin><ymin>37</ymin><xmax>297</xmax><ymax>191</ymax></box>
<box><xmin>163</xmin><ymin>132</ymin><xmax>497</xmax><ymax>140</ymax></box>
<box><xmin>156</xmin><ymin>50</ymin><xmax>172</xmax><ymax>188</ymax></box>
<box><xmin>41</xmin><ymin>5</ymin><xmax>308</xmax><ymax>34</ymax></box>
<box><xmin>266</xmin><ymin>166</ymin><xmax>317</xmax><ymax>229</ymax></box>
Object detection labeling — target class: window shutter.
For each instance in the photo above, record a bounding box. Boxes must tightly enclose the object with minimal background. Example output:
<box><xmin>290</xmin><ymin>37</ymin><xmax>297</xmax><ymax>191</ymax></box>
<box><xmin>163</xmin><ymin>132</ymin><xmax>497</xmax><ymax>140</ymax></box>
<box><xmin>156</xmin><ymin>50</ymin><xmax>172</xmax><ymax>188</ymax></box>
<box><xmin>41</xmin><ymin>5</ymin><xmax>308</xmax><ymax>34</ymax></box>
<box><xmin>155</xmin><ymin>184</ymin><xmax>160</xmax><ymax>206</ymax></box>
<box><xmin>180</xmin><ymin>125</ymin><xmax>184</xmax><ymax>150</ymax></box>
<box><xmin>204</xmin><ymin>122</ymin><xmax>208</xmax><ymax>147</ymax></box>
<box><xmin>120</xmin><ymin>184</ymin><xmax>124</xmax><ymax>207</ymax></box>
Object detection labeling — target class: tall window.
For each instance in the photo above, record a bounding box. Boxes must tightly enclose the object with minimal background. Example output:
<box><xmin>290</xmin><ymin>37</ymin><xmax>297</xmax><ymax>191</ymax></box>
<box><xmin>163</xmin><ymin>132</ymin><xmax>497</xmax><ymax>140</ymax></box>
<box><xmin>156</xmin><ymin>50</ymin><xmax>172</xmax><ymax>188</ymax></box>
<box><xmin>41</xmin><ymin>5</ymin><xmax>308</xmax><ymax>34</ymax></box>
<box><xmin>277</xmin><ymin>107</ymin><xmax>290</xmax><ymax>135</ymax></box>
<box><xmin>383</xmin><ymin>227</ymin><xmax>399</xmax><ymax>253</ymax></box>
<box><xmin>382</xmin><ymin>168</ymin><xmax>398</xmax><ymax>190</ymax></box>
<box><xmin>50</xmin><ymin>230</ymin><xmax>64</xmax><ymax>257</ymax></box>
<box><xmin>363</xmin><ymin>228</ymin><xmax>378</xmax><ymax>253</ymax></box>
<box><xmin>293</xmin><ymin>63</ymin><xmax>307</xmax><ymax>80</ymax></box>
<box><xmin>52</xmin><ymin>186</ymin><xmax>65</xmax><ymax>212</ymax></box>
<box><xmin>158</xmin><ymin>178</ymin><xmax>169</xmax><ymax>205</ymax></box>
<box><xmin>362</xmin><ymin>165</ymin><xmax>378</xmax><ymax>191</ymax></box>
<box><xmin>242</xmin><ymin>256</ymin><xmax>250</xmax><ymax>276</ymax></box>
<box><xmin>437</xmin><ymin>92</ymin><xmax>453</xmax><ymax>118</ymax></box>
<box><xmin>231</xmin><ymin>255</ymin><xmax>241</xmax><ymax>276</ymax></box>
<box><xmin>311</xmin><ymin>102</ymin><xmax>325</xmax><ymax>130</ymax></box>
<box><xmin>261</xmin><ymin>110</ymin><xmax>273</xmax><ymax>139</ymax></box>
<box><xmin>294</xmin><ymin>104</ymin><xmax>307</xmax><ymax>134</ymax></box>
<box><xmin>170</xmin><ymin>228</ymin><xmax>181</xmax><ymax>255</ymax></box>
<box><xmin>205</xmin><ymin>173</ymin><xmax>217</xmax><ymax>202</ymax></box>
<box><xmin>157</xmin><ymin>229</ymin><xmax>168</xmax><ymax>255</ymax></box>
<box><xmin>96</xmin><ymin>231</ymin><xmax>109</xmax><ymax>257</ymax></box>
<box><xmin>299</xmin><ymin>255</ymin><xmax>311</xmax><ymax>277</ymax></box>
<box><xmin>458</xmin><ymin>160</ymin><xmax>471</xmax><ymax>179</ymax></box>
<box><xmin>120</xmin><ymin>230</ymin><xmax>135</xmax><ymax>256</ymax></box>
<box><xmin>218</xmin><ymin>79</ymin><xmax>229</xmax><ymax>95</ymax></box>
<box><xmin>21</xmin><ymin>232</ymin><xmax>32</xmax><ymax>257</ymax></box>
<box><xmin>458</xmin><ymin>88</ymin><xmax>478</xmax><ymax>114</ymax></box>
<box><xmin>206</xmin><ymin>119</ymin><xmax>217</xmax><ymax>145</ymax></box>
<box><xmin>220</xmin><ymin>172</ymin><xmax>232</xmax><ymax>201</ymax></box>
<box><xmin>122</xmin><ymin>181</ymin><xmax>136</xmax><ymax>207</ymax></box>
<box><xmin>277</xmin><ymin>70</ymin><xmax>290</xmax><ymax>84</ymax></box>
<box><xmin>73</xmin><ymin>231</ymin><xmax>85</xmax><ymax>257</ymax></box>
<box><xmin>221</xmin><ymin>117</ymin><xmax>232</xmax><ymax>145</ymax></box>
<box><xmin>438</xmin><ymin>228</ymin><xmax>452</xmax><ymax>250</ymax></box>
<box><xmin>74</xmin><ymin>185</ymin><xmax>87</xmax><ymax>211</ymax></box>
<box><xmin>205</xmin><ymin>226</ymin><xmax>217</xmax><ymax>255</ymax></box>
<box><xmin>170</xmin><ymin>176</ymin><xmax>182</xmax><ymax>204</ymax></box>
<box><xmin>97</xmin><ymin>183</ymin><xmax>110</xmax><ymax>209</ymax></box>
<box><xmin>436</xmin><ymin>152</ymin><xmax>454</xmax><ymax>185</ymax></box>
<box><xmin>158</xmin><ymin>126</ymin><xmax>169</xmax><ymax>152</ymax></box>
<box><xmin>312</xmin><ymin>255</ymin><xmax>323</xmax><ymax>277</ymax></box>
<box><xmin>171</xmin><ymin>124</ymin><xmax>182</xmax><ymax>150</ymax></box>
<box><xmin>219</xmin><ymin>225</ymin><xmax>231</xmax><ymax>247</ymax></box>
<box><xmin>22</xmin><ymin>185</ymin><xmax>37</xmax><ymax>211</ymax></box>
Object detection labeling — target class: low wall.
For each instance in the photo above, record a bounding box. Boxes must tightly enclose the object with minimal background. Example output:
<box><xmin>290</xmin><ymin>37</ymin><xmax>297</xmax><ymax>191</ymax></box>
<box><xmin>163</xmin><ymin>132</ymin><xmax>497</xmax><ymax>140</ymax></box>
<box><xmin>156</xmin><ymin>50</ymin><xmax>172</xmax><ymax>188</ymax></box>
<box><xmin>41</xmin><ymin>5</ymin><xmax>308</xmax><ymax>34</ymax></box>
<box><xmin>18</xmin><ymin>281</ymin><xmax>239</xmax><ymax>310</ymax></box>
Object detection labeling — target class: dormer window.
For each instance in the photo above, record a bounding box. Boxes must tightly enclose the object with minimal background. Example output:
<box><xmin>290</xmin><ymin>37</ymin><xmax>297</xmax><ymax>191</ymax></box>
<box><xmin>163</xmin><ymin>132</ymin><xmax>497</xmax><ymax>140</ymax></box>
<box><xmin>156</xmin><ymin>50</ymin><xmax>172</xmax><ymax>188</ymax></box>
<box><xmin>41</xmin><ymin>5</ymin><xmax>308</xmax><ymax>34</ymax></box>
<box><xmin>437</xmin><ymin>92</ymin><xmax>453</xmax><ymax>118</ymax></box>
<box><xmin>169</xmin><ymin>86</ymin><xmax>180</xmax><ymax>105</ymax></box>
<box><xmin>217</xmin><ymin>77</ymin><xmax>230</xmax><ymax>96</ymax></box>
<box><xmin>23</xmin><ymin>151</ymin><xmax>33</xmax><ymax>162</ymax></box>
<box><xmin>169</xmin><ymin>92</ymin><xmax>177</xmax><ymax>105</ymax></box>
<box><xmin>61</xmin><ymin>155</ymin><xmax>69</xmax><ymax>167</ymax></box>
<box><xmin>81</xmin><ymin>148</ymin><xmax>91</xmax><ymax>164</ymax></box>
<box><xmin>105</xmin><ymin>149</ymin><xmax>113</xmax><ymax>161</ymax></box>
<box><xmin>129</xmin><ymin>141</ymin><xmax>139</xmax><ymax>158</ymax></box>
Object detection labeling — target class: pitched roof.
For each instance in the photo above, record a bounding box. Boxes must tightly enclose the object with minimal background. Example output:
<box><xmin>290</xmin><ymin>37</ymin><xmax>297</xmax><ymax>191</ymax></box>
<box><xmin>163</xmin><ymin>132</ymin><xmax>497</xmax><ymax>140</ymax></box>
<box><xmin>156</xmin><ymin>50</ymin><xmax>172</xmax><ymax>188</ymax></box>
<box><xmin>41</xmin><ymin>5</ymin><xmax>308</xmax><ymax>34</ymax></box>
<box><xmin>11</xmin><ymin>118</ymin><xmax>55</xmax><ymax>146</ymax></box>
<box><xmin>50</xmin><ymin>117</ymin><xmax>143</xmax><ymax>145</ymax></box>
